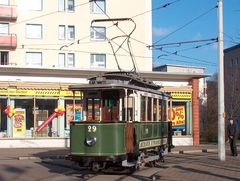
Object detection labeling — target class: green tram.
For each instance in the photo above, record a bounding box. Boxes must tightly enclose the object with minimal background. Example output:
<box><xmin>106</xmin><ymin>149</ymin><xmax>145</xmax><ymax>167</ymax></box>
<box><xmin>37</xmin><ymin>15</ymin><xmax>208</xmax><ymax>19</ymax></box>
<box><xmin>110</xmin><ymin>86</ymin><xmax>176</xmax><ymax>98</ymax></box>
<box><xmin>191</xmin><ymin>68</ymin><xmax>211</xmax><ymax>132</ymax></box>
<box><xmin>67</xmin><ymin>72</ymin><xmax>172</xmax><ymax>171</ymax></box>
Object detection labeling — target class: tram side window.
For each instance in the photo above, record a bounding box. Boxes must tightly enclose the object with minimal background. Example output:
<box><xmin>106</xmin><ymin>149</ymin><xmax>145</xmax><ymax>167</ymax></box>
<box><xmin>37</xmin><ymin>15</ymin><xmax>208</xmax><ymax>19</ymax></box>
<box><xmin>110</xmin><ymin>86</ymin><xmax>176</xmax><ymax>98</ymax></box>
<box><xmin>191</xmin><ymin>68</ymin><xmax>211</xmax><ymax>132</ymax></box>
<box><xmin>153</xmin><ymin>98</ymin><xmax>157</xmax><ymax>121</ymax></box>
<box><xmin>86</xmin><ymin>98</ymin><xmax>100</xmax><ymax>121</ymax></box>
<box><xmin>162</xmin><ymin>99</ymin><xmax>167</xmax><ymax>121</ymax></box>
<box><xmin>158</xmin><ymin>99</ymin><xmax>162</xmax><ymax>121</ymax></box>
<box><xmin>147</xmin><ymin>97</ymin><xmax>152</xmax><ymax>121</ymax></box>
<box><xmin>140</xmin><ymin>96</ymin><xmax>146</xmax><ymax>121</ymax></box>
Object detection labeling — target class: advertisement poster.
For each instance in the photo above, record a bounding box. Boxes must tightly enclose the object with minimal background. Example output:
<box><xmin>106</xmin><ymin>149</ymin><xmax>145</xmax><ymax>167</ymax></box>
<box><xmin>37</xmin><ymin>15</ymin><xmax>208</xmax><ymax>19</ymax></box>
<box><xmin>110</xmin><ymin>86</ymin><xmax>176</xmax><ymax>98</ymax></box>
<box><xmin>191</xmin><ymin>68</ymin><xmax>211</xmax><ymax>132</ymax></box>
<box><xmin>13</xmin><ymin>108</ymin><xmax>26</xmax><ymax>138</ymax></box>
<box><xmin>66</xmin><ymin>104</ymin><xmax>82</xmax><ymax>128</ymax></box>
<box><xmin>168</xmin><ymin>106</ymin><xmax>185</xmax><ymax>129</ymax></box>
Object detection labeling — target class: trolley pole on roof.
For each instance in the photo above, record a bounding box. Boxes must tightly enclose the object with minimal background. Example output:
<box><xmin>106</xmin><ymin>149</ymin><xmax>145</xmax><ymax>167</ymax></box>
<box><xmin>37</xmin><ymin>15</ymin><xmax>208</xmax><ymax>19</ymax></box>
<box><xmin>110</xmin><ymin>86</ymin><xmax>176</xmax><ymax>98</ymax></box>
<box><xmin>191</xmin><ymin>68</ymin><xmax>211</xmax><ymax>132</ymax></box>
<box><xmin>217</xmin><ymin>0</ymin><xmax>225</xmax><ymax>161</ymax></box>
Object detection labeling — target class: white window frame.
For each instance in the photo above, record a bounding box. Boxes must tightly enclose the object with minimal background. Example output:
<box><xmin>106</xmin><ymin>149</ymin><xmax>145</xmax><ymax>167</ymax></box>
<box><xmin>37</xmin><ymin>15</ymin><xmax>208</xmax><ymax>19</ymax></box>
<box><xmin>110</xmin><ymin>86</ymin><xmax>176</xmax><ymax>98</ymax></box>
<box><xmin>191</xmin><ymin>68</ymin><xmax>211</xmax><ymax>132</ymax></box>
<box><xmin>90</xmin><ymin>0</ymin><xmax>105</xmax><ymax>14</ymax></box>
<box><xmin>58</xmin><ymin>53</ymin><xmax>65</xmax><ymax>67</ymax></box>
<box><xmin>67</xmin><ymin>25</ymin><xmax>75</xmax><ymax>40</ymax></box>
<box><xmin>26</xmin><ymin>52</ymin><xmax>42</xmax><ymax>67</ymax></box>
<box><xmin>90</xmin><ymin>26</ymin><xmax>106</xmax><ymax>41</ymax></box>
<box><xmin>58</xmin><ymin>0</ymin><xmax>65</xmax><ymax>11</ymax></box>
<box><xmin>58</xmin><ymin>25</ymin><xmax>65</xmax><ymax>40</ymax></box>
<box><xmin>90</xmin><ymin>53</ymin><xmax>106</xmax><ymax>68</ymax></box>
<box><xmin>26</xmin><ymin>24</ymin><xmax>42</xmax><ymax>39</ymax></box>
<box><xmin>67</xmin><ymin>0</ymin><xmax>75</xmax><ymax>12</ymax></box>
<box><xmin>67</xmin><ymin>53</ymin><xmax>75</xmax><ymax>67</ymax></box>
<box><xmin>24</xmin><ymin>0</ymin><xmax>42</xmax><ymax>11</ymax></box>
<box><xmin>0</xmin><ymin>23</ymin><xmax>9</xmax><ymax>34</ymax></box>
<box><xmin>0</xmin><ymin>0</ymin><xmax>9</xmax><ymax>5</ymax></box>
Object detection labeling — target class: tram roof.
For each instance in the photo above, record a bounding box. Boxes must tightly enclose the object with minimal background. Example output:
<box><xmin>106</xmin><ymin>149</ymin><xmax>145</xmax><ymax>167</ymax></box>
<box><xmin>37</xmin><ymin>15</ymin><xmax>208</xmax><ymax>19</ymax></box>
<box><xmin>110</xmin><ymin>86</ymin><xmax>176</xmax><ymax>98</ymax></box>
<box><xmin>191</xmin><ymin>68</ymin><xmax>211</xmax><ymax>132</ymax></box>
<box><xmin>69</xmin><ymin>83</ymin><xmax>169</xmax><ymax>97</ymax></box>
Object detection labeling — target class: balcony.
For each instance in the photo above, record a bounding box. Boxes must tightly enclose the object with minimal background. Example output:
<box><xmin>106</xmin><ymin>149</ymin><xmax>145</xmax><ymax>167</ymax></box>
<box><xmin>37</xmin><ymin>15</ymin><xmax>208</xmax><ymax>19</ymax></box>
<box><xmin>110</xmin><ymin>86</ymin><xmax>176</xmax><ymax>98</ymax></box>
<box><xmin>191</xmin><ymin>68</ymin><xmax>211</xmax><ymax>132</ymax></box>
<box><xmin>0</xmin><ymin>34</ymin><xmax>17</xmax><ymax>50</ymax></box>
<box><xmin>0</xmin><ymin>5</ymin><xmax>17</xmax><ymax>21</ymax></box>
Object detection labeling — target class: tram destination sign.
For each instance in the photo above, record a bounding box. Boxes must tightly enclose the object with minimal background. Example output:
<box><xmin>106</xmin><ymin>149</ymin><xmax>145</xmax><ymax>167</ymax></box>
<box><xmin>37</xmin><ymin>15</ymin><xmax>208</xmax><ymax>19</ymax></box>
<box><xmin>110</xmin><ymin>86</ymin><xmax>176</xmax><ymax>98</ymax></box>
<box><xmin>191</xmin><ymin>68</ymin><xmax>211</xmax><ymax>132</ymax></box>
<box><xmin>139</xmin><ymin>139</ymin><xmax>161</xmax><ymax>149</ymax></box>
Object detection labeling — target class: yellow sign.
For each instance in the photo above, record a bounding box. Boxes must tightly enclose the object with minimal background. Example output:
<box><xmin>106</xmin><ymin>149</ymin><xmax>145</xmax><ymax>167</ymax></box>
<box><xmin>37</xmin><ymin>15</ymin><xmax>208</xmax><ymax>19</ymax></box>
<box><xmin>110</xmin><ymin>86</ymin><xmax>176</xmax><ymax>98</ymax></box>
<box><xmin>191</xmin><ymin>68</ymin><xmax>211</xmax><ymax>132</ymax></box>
<box><xmin>0</xmin><ymin>89</ymin><xmax>81</xmax><ymax>97</ymax></box>
<box><xmin>171</xmin><ymin>93</ymin><xmax>192</xmax><ymax>99</ymax></box>
<box><xmin>13</xmin><ymin>109</ymin><xmax>26</xmax><ymax>138</ymax></box>
<box><xmin>139</xmin><ymin>139</ymin><xmax>161</xmax><ymax>149</ymax></box>
<box><xmin>168</xmin><ymin>106</ymin><xmax>185</xmax><ymax>127</ymax></box>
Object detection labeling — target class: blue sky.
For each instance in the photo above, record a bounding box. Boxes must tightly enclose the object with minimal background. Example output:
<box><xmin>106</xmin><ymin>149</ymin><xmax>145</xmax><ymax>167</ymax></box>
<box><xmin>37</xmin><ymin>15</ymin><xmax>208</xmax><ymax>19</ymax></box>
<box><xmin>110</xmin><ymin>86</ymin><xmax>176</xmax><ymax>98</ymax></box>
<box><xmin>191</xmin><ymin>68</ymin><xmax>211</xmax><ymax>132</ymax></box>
<box><xmin>152</xmin><ymin>0</ymin><xmax>240</xmax><ymax>73</ymax></box>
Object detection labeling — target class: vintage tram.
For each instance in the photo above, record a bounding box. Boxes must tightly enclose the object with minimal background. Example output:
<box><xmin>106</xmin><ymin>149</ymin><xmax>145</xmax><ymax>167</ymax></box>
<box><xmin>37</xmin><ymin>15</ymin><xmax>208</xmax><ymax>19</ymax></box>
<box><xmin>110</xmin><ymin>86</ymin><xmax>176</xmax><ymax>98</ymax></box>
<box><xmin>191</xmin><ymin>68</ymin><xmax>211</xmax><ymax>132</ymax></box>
<box><xmin>67</xmin><ymin>71</ymin><xmax>172</xmax><ymax>171</ymax></box>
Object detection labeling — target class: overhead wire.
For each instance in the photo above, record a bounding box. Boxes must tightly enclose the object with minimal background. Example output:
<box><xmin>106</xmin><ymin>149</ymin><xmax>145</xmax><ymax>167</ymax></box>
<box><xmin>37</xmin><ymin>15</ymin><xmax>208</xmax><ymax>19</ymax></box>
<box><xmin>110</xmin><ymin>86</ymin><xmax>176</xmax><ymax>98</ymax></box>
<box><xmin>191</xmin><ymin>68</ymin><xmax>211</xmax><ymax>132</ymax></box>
<box><xmin>153</xmin><ymin>5</ymin><xmax>218</xmax><ymax>45</ymax></box>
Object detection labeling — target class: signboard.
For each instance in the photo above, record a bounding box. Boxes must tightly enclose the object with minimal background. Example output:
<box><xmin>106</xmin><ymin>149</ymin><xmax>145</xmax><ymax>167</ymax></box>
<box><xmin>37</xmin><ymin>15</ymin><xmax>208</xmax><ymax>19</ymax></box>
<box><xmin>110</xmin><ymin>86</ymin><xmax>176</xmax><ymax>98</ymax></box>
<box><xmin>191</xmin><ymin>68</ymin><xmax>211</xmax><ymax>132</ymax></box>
<box><xmin>66</xmin><ymin>104</ymin><xmax>82</xmax><ymax>128</ymax></box>
<box><xmin>13</xmin><ymin>108</ymin><xmax>26</xmax><ymax>138</ymax></box>
<box><xmin>171</xmin><ymin>93</ymin><xmax>192</xmax><ymax>99</ymax></box>
<box><xmin>168</xmin><ymin>106</ymin><xmax>185</xmax><ymax>128</ymax></box>
<box><xmin>0</xmin><ymin>88</ymin><xmax>81</xmax><ymax>97</ymax></box>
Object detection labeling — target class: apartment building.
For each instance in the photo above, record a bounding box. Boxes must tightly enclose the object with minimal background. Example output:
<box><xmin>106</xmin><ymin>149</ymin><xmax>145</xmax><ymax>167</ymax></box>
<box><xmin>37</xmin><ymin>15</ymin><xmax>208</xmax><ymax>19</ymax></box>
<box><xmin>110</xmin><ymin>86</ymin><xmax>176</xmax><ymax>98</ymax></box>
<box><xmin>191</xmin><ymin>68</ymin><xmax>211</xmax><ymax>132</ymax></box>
<box><xmin>224</xmin><ymin>44</ymin><xmax>240</xmax><ymax>119</ymax></box>
<box><xmin>0</xmin><ymin>0</ymin><xmax>152</xmax><ymax>70</ymax></box>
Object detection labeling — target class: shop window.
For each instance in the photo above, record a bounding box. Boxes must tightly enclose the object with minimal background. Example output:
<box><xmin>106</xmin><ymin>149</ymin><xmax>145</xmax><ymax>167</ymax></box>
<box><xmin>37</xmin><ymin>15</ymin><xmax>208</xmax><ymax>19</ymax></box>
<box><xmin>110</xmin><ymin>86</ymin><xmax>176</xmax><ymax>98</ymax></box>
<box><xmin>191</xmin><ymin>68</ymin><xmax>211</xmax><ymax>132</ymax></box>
<box><xmin>15</xmin><ymin>99</ymin><xmax>34</xmax><ymax>131</ymax></box>
<box><xmin>171</xmin><ymin>102</ymin><xmax>187</xmax><ymax>136</ymax></box>
<box><xmin>35</xmin><ymin>99</ymin><xmax>58</xmax><ymax>137</ymax></box>
<box><xmin>140</xmin><ymin>96</ymin><xmax>146</xmax><ymax>121</ymax></box>
<box><xmin>0</xmin><ymin>99</ymin><xmax>7</xmax><ymax>137</ymax></box>
<box><xmin>65</xmin><ymin>99</ymin><xmax>82</xmax><ymax>129</ymax></box>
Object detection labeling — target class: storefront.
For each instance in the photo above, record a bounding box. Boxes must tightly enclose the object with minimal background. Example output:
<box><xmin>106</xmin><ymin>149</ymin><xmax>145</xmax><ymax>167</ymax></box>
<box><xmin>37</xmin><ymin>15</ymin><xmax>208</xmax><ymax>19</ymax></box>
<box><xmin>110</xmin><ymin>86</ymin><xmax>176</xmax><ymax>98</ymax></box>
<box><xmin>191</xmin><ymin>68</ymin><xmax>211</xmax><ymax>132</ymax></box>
<box><xmin>0</xmin><ymin>88</ymin><xmax>82</xmax><ymax>139</ymax></box>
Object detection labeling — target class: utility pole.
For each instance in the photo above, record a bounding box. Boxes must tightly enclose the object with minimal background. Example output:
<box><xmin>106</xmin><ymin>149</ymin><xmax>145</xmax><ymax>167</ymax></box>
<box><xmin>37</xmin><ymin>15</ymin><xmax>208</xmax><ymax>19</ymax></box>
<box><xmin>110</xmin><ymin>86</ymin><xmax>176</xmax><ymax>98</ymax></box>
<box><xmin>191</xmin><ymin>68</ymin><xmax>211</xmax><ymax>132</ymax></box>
<box><xmin>217</xmin><ymin>0</ymin><xmax>225</xmax><ymax>161</ymax></box>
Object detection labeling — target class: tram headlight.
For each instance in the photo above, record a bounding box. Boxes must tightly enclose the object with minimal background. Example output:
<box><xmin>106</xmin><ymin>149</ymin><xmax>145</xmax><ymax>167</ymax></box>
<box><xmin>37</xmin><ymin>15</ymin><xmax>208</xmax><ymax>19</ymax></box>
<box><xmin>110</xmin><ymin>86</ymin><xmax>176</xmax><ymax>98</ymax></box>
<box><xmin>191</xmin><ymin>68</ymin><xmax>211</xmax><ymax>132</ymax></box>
<box><xmin>85</xmin><ymin>136</ymin><xmax>97</xmax><ymax>146</ymax></box>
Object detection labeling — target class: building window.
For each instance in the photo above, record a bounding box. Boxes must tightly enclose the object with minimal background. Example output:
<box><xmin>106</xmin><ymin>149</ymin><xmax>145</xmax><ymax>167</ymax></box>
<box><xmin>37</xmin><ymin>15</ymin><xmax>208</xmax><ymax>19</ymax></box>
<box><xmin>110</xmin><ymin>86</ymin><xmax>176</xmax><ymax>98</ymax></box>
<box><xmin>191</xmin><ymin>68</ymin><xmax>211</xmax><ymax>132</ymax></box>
<box><xmin>58</xmin><ymin>25</ymin><xmax>65</xmax><ymax>40</ymax></box>
<box><xmin>0</xmin><ymin>51</ymin><xmax>8</xmax><ymax>65</ymax></box>
<box><xmin>26</xmin><ymin>52</ymin><xmax>42</xmax><ymax>66</ymax></box>
<box><xmin>90</xmin><ymin>0</ymin><xmax>105</xmax><ymax>13</ymax></box>
<box><xmin>67</xmin><ymin>53</ymin><xmax>75</xmax><ymax>67</ymax></box>
<box><xmin>90</xmin><ymin>54</ymin><xmax>106</xmax><ymax>68</ymax></box>
<box><xmin>90</xmin><ymin>27</ymin><xmax>106</xmax><ymax>40</ymax></box>
<box><xmin>26</xmin><ymin>24</ymin><xmax>42</xmax><ymax>39</ymax></box>
<box><xmin>67</xmin><ymin>26</ymin><xmax>75</xmax><ymax>40</ymax></box>
<box><xmin>0</xmin><ymin>23</ymin><xmax>9</xmax><ymax>34</ymax></box>
<box><xmin>0</xmin><ymin>0</ymin><xmax>9</xmax><ymax>5</ymax></box>
<box><xmin>58</xmin><ymin>53</ymin><xmax>75</xmax><ymax>68</ymax></box>
<box><xmin>25</xmin><ymin>0</ymin><xmax>42</xmax><ymax>11</ymax></box>
<box><xmin>58</xmin><ymin>53</ymin><xmax>65</xmax><ymax>67</ymax></box>
<box><xmin>67</xmin><ymin>0</ymin><xmax>74</xmax><ymax>12</ymax></box>
<box><xmin>58</xmin><ymin>0</ymin><xmax>65</xmax><ymax>11</ymax></box>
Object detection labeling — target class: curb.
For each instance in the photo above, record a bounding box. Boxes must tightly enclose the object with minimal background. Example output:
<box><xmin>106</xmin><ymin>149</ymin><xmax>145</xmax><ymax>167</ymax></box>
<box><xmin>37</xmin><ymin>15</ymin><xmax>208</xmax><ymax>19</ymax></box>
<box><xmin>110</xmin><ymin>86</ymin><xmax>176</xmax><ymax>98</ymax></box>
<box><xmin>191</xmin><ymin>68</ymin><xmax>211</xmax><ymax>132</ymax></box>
<box><xmin>18</xmin><ymin>155</ymin><xmax>66</xmax><ymax>160</ymax></box>
<box><xmin>170</xmin><ymin>149</ymin><xmax>218</xmax><ymax>154</ymax></box>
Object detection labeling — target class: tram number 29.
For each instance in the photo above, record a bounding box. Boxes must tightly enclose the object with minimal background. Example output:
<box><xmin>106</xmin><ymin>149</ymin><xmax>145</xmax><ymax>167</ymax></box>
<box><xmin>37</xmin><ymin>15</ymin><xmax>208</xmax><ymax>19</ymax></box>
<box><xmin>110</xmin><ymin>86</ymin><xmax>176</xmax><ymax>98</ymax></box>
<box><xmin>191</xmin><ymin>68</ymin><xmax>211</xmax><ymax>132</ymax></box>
<box><xmin>88</xmin><ymin>126</ymin><xmax>97</xmax><ymax>133</ymax></box>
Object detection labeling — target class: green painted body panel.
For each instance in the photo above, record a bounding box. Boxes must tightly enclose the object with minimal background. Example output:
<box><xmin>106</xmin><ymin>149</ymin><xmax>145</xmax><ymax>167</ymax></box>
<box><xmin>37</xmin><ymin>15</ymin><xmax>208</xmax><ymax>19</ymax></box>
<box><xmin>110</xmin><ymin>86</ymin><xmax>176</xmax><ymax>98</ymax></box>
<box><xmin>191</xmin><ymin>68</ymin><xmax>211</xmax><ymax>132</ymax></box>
<box><xmin>70</xmin><ymin>121</ymin><xmax>169</xmax><ymax>157</ymax></box>
<box><xmin>134</xmin><ymin>122</ymin><xmax>169</xmax><ymax>146</ymax></box>
<box><xmin>70</xmin><ymin>123</ymin><xmax>126</xmax><ymax>156</ymax></box>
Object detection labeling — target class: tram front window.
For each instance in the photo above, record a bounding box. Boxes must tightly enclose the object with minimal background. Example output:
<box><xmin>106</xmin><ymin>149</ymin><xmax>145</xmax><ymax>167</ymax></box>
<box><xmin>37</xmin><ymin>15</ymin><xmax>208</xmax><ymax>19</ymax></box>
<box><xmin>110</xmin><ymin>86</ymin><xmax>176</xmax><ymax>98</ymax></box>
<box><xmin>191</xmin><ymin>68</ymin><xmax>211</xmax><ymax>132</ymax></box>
<box><xmin>102</xmin><ymin>90</ymin><xmax>119</xmax><ymax>122</ymax></box>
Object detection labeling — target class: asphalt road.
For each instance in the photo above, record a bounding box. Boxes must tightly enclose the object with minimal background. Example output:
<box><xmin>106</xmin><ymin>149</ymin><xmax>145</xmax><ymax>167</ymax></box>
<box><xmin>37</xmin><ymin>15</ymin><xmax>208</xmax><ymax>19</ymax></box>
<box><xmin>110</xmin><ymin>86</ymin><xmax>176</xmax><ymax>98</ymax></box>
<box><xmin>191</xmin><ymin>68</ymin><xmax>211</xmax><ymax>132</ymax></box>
<box><xmin>0</xmin><ymin>152</ymin><xmax>240</xmax><ymax>181</ymax></box>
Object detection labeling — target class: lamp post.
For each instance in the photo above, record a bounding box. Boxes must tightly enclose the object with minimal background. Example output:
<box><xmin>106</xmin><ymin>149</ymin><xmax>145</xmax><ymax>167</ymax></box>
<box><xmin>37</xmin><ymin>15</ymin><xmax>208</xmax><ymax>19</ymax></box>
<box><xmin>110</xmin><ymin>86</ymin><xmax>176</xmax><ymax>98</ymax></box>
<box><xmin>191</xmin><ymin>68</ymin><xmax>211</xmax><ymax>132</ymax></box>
<box><xmin>217</xmin><ymin>0</ymin><xmax>225</xmax><ymax>161</ymax></box>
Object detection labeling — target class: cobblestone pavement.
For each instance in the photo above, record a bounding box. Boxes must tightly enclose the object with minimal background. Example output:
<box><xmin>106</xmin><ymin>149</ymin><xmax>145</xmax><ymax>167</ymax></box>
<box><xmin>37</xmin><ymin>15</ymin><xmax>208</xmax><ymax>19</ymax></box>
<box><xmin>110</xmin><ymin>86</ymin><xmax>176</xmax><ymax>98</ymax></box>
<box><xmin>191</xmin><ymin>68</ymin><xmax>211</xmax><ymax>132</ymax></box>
<box><xmin>155</xmin><ymin>152</ymin><xmax>240</xmax><ymax>181</ymax></box>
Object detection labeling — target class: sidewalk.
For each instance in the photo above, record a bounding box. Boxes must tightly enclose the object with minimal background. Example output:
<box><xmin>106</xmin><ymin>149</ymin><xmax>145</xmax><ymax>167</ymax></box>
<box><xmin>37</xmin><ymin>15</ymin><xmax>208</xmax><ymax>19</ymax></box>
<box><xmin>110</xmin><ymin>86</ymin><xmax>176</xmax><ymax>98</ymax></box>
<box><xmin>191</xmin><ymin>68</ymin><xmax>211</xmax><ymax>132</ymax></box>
<box><xmin>0</xmin><ymin>143</ymin><xmax>238</xmax><ymax>160</ymax></box>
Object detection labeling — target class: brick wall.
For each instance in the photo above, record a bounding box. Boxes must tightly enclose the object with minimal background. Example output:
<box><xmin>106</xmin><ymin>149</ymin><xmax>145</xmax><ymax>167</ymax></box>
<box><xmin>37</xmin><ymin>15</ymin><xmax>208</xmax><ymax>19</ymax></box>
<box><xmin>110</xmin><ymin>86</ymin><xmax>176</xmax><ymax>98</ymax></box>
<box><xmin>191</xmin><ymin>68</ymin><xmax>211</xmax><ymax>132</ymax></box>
<box><xmin>192</xmin><ymin>78</ymin><xmax>200</xmax><ymax>145</ymax></box>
